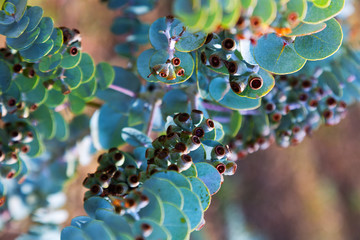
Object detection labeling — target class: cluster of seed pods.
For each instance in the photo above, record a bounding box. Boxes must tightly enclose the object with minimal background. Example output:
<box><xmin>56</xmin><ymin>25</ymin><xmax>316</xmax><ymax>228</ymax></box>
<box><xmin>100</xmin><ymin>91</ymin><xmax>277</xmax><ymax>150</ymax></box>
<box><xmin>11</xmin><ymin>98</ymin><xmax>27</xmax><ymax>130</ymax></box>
<box><xmin>230</xmin><ymin>73</ymin><xmax>349</xmax><ymax>159</ymax></box>
<box><xmin>0</xmin><ymin>27</ymin><xmax>82</xmax><ymax>120</ymax></box>
<box><xmin>0</xmin><ymin>121</ymin><xmax>33</xmax><ymax>179</ymax></box>
<box><xmin>83</xmin><ymin>147</ymin><xmax>149</xmax><ymax>215</ymax></box>
<box><xmin>145</xmin><ymin>110</ymin><xmax>237</xmax><ymax>176</ymax></box>
<box><xmin>198</xmin><ymin>32</ymin><xmax>264</xmax><ymax>95</ymax></box>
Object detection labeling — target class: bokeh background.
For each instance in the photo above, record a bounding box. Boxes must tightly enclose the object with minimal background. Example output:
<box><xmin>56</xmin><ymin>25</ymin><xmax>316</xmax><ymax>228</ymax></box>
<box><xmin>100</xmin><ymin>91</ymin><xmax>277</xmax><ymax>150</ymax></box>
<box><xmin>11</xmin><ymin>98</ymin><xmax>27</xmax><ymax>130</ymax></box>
<box><xmin>1</xmin><ymin>0</ymin><xmax>360</xmax><ymax>239</ymax></box>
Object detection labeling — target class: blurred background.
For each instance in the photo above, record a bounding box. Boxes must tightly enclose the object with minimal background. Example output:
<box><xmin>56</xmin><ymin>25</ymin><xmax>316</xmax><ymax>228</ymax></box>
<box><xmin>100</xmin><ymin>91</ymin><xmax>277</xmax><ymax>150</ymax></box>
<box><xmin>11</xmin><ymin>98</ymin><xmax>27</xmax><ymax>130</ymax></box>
<box><xmin>1</xmin><ymin>0</ymin><xmax>360</xmax><ymax>239</ymax></box>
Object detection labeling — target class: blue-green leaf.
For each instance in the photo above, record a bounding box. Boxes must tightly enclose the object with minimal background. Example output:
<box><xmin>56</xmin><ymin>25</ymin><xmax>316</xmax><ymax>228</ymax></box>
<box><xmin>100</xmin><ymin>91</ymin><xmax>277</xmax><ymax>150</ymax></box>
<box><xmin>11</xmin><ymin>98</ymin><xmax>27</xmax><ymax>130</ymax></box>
<box><xmin>253</xmin><ymin>33</ymin><xmax>306</xmax><ymax>74</ymax></box>
<box><xmin>294</xmin><ymin>18</ymin><xmax>343</xmax><ymax>61</ymax></box>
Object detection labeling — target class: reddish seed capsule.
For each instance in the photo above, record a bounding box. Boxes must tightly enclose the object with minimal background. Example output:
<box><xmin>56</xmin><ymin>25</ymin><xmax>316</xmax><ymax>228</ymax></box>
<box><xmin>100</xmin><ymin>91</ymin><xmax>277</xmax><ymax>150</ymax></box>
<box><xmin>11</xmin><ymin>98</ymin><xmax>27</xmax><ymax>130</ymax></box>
<box><xmin>176</xmin><ymin>68</ymin><xmax>185</xmax><ymax>77</ymax></box>
<box><xmin>215</xmin><ymin>163</ymin><xmax>226</xmax><ymax>174</ymax></box>
<box><xmin>7</xmin><ymin>98</ymin><xmax>16</xmax><ymax>107</ymax></box>
<box><xmin>172</xmin><ymin>57</ymin><xmax>181</xmax><ymax>66</ymax></box>
<box><xmin>167</xmin><ymin>164</ymin><xmax>180</xmax><ymax>172</ymax></box>
<box><xmin>230</xmin><ymin>82</ymin><xmax>242</xmax><ymax>94</ymax></box>
<box><xmin>250</xmin><ymin>16</ymin><xmax>261</xmax><ymax>28</ymax></box>
<box><xmin>70</xmin><ymin>47</ymin><xmax>78</xmax><ymax>56</ymax></box>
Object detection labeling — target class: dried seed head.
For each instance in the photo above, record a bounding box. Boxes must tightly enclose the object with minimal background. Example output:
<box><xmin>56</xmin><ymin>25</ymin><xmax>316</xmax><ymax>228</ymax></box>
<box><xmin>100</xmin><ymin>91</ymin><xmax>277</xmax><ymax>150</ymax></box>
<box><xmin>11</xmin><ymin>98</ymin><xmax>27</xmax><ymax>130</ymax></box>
<box><xmin>206</xmin><ymin>119</ymin><xmax>215</xmax><ymax>129</ymax></box>
<box><xmin>323</xmin><ymin>110</ymin><xmax>333</xmax><ymax>119</ymax></box>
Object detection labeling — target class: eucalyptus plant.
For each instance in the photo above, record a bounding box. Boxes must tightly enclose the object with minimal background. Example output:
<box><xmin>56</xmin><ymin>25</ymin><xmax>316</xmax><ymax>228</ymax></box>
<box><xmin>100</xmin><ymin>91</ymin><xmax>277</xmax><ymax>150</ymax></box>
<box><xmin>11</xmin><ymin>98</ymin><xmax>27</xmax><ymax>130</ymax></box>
<box><xmin>0</xmin><ymin>0</ymin><xmax>358</xmax><ymax>239</ymax></box>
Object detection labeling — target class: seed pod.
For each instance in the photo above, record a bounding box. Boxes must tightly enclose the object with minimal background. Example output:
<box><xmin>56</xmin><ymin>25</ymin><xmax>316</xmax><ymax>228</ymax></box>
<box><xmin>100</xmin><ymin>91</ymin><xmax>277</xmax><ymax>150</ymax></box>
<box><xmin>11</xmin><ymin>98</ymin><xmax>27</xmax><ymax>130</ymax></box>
<box><xmin>192</xmin><ymin>127</ymin><xmax>205</xmax><ymax>138</ymax></box>
<box><xmin>154</xmin><ymin>153</ymin><xmax>170</xmax><ymax>168</ymax></box>
<box><xmin>230</xmin><ymin>74</ymin><xmax>247</xmax><ymax>94</ymax></box>
<box><xmin>43</xmin><ymin>79</ymin><xmax>55</xmax><ymax>90</ymax></box>
<box><xmin>167</xmin><ymin>164</ymin><xmax>180</xmax><ymax>172</ymax></box>
<box><xmin>23</xmin><ymin>67</ymin><xmax>35</xmax><ymax>78</ymax></box>
<box><xmin>200</xmin><ymin>51</ymin><xmax>207</xmax><ymax>65</ymax></box>
<box><xmin>127</xmin><ymin>174</ymin><xmax>140</xmax><ymax>188</ymax></box>
<box><xmin>13</xmin><ymin>63</ymin><xmax>23</xmax><ymax>73</ymax></box>
<box><xmin>248</xmin><ymin>74</ymin><xmax>263</xmax><ymax>90</ymax></box>
<box><xmin>113</xmin><ymin>183</ymin><xmax>129</xmax><ymax>195</ymax></box>
<box><xmin>124</xmin><ymin>198</ymin><xmax>137</xmax><ymax>209</ymax></box>
<box><xmin>179</xmin><ymin>131</ymin><xmax>192</xmax><ymax>142</ymax></box>
<box><xmin>138</xmin><ymin>194</ymin><xmax>150</xmax><ymax>209</ymax></box>
<box><xmin>152</xmin><ymin>64</ymin><xmax>169</xmax><ymax>78</ymax></box>
<box><xmin>214</xmin><ymin>161</ymin><xmax>226</xmax><ymax>174</ymax></box>
<box><xmin>175</xmin><ymin>66</ymin><xmax>185</xmax><ymax>77</ymax></box>
<box><xmin>171</xmin><ymin>57</ymin><xmax>181</xmax><ymax>66</ymax></box>
<box><xmin>112</xmin><ymin>170</ymin><xmax>126</xmax><ymax>183</ymax></box>
<box><xmin>177</xmin><ymin>154</ymin><xmax>192</xmax><ymax>172</ymax></box>
<box><xmin>209</xmin><ymin>54</ymin><xmax>222</xmax><ymax>68</ymax></box>
<box><xmin>164</xmin><ymin>132</ymin><xmax>180</xmax><ymax>148</ymax></box>
<box><xmin>211</xmin><ymin>145</ymin><xmax>226</xmax><ymax>159</ymax></box>
<box><xmin>141</xmin><ymin>223</ymin><xmax>153</xmax><ymax>238</ymax></box>
<box><xmin>200</xmin><ymin>118</ymin><xmax>215</xmax><ymax>132</ymax></box>
<box><xmin>10</xmin><ymin>131</ymin><xmax>22</xmax><ymax>142</ymax></box>
<box><xmin>111</xmin><ymin>151</ymin><xmax>125</xmax><ymax>166</ymax></box>
<box><xmin>69</xmin><ymin>46</ymin><xmax>78</xmax><ymax>56</ymax></box>
<box><xmin>173</xmin><ymin>142</ymin><xmax>187</xmax><ymax>153</ymax></box>
<box><xmin>250</xmin><ymin>16</ymin><xmax>262</xmax><ymax>29</ymax></box>
<box><xmin>191</xmin><ymin>109</ymin><xmax>204</xmax><ymax>126</ymax></box>
<box><xmin>174</xmin><ymin>113</ymin><xmax>192</xmax><ymax>130</ymax></box>
<box><xmin>152</xmin><ymin>135</ymin><xmax>166</xmax><ymax>149</ymax></box>
<box><xmin>224</xmin><ymin>161</ymin><xmax>237</xmax><ymax>175</ymax></box>
<box><xmin>98</xmin><ymin>173</ymin><xmax>111</xmax><ymax>188</ymax></box>
<box><xmin>221</xmin><ymin>38</ymin><xmax>236</xmax><ymax>51</ymax></box>
<box><xmin>187</xmin><ymin>135</ymin><xmax>201</xmax><ymax>151</ymax></box>
<box><xmin>90</xmin><ymin>184</ymin><xmax>103</xmax><ymax>196</ymax></box>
